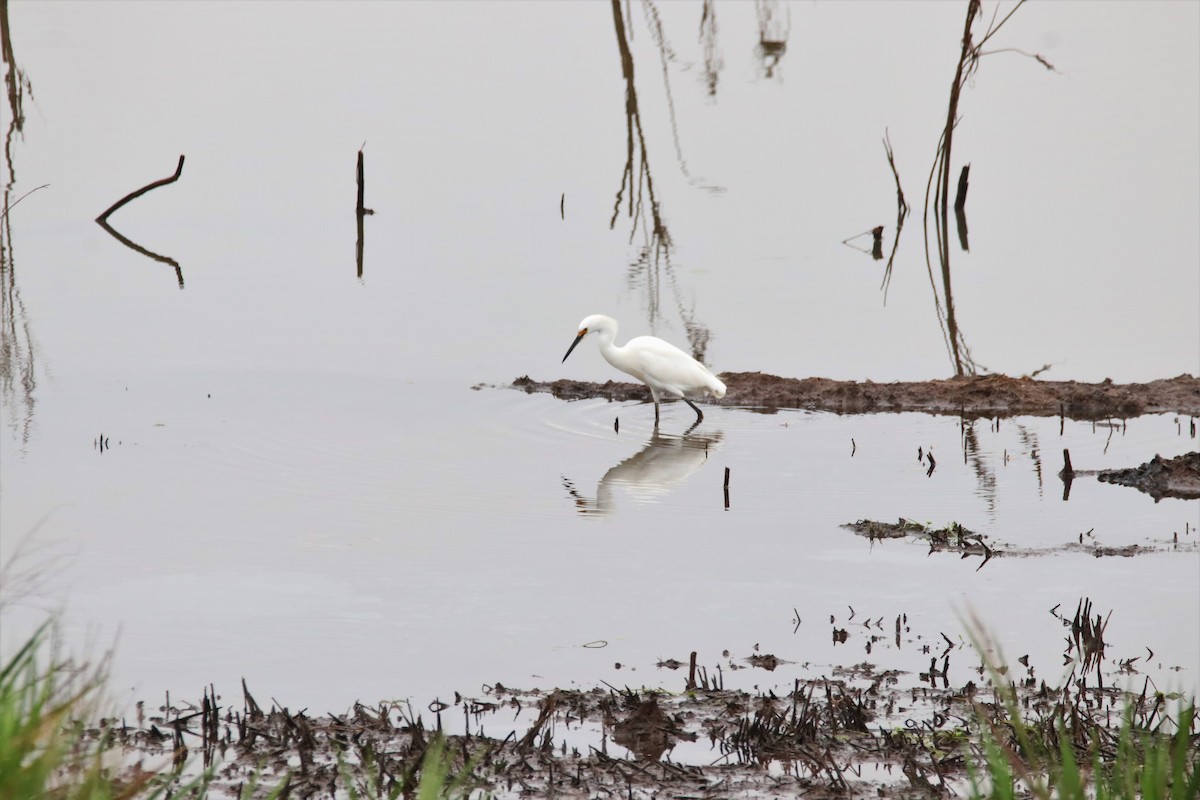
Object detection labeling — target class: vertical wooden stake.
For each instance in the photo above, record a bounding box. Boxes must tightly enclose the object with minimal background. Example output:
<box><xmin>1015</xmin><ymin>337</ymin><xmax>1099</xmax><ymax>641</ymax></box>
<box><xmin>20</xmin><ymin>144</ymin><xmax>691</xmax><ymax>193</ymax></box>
<box><xmin>356</xmin><ymin>147</ymin><xmax>366</xmax><ymax>278</ymax></box>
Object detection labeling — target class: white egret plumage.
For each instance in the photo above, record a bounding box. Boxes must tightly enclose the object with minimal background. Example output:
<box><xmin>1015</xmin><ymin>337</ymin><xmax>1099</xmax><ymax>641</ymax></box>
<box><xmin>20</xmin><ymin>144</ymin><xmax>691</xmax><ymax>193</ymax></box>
<box><xmin>561</xmin><ymin>314</ymin><xmax>726</xmax><ymax>424</ymax></box>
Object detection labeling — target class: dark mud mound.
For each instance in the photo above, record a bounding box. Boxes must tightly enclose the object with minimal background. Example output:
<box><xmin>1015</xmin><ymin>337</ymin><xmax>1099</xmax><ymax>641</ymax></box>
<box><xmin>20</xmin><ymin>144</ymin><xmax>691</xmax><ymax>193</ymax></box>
<box><xmin>512</xmin><ymin>373</ymin><xmax>1200</xmax><ymax>419</ymax></box>
<box><xmin>1097</xmin><ymin>451</ymin><xmax>1200</xmax><ymax>500</ymax></box>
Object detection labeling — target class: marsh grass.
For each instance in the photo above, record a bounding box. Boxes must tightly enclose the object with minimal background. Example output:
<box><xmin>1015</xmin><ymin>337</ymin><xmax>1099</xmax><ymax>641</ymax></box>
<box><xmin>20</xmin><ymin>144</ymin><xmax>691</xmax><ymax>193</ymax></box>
<box><xmin>337</xmin><ymin>732</ymin><xmax>481</xmax><ymax>800</ymax></box>
<box><xmin>0</xmin><ymin>624</ymin><xmax>229</xmax><ymax>799</ymax></box>
<box><xmin>965</xmin><ymin>618</ymin><xmax>1199</xmax><ymax>800</ymax></box>
<box><xmin>968</xmin><ymin>703</ymin><xmax>1198</xmax><ymax>800</ymax></box>
<box><xmin>0</xmin><ymin>620</ymin><xmax>176</xmax><ymax>800</ymax></box>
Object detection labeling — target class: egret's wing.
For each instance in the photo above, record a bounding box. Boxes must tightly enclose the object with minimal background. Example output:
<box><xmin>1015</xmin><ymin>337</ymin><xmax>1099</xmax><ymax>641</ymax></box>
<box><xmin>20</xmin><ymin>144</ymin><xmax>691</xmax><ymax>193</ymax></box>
<box><xmin>628</xmin><ymin>336</ymin><xmax>716</xmax><ymax>397</ymax></box>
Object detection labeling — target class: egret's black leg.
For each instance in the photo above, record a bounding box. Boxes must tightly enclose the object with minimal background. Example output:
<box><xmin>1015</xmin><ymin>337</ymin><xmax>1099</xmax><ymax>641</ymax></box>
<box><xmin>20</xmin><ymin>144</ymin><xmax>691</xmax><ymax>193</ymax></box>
<box><xmin>682</xmin><ymin>418</ymin><xmax>702</xmax><ymax>437</ymax></box>
<box><xmin>684</xmin><ymin>398</ymin><xmax>704</xmax><ymax>424</ymax></box>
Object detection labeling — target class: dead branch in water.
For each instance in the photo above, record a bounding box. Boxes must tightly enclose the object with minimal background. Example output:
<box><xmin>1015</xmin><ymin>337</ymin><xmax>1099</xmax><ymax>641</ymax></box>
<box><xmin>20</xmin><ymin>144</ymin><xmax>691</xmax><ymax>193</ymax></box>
<box><xmin>923</xmin><ymin>0</ymin><xmax>1047</xmax><ymax>376</ymax></box>
<box><xmin>924</xmin><ymin>1</ymin><xmax>980</xmax><ymax>377</ymax></box>
<box><xmin>94</xmin><ymin>156</ymin><xmax>186</xmax><ymax>288</ymax></box>
<box><xmin>96</xmin><ymin>155</ymin><xmax>185</xmax><ymax>223</ymax></box>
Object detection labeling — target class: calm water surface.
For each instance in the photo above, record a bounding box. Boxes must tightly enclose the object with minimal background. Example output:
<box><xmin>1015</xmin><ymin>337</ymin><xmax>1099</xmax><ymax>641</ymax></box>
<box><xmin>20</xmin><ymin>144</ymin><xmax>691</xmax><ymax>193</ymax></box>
<box><xmin>1</xmin><ymin>1</ymin><xmax>1197</xmax><ymax>714</ymax></box>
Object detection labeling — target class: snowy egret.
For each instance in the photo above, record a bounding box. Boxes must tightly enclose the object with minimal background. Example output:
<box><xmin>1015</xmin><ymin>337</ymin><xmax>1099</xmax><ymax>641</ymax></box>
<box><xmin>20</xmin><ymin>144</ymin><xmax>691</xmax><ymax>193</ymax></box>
<box><xmin>561</xmin><ymin>314</ymin><xmax>726</xmax><ymax>424</ymax></box>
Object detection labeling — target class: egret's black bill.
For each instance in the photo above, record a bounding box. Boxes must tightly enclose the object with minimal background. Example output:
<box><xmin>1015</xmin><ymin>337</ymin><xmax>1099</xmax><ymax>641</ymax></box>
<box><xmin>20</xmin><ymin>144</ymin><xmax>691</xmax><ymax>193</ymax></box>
<box><xmin>562</xmin><ymin>331</ymin><xmax>586</xmax><ymax>363</ymax></box>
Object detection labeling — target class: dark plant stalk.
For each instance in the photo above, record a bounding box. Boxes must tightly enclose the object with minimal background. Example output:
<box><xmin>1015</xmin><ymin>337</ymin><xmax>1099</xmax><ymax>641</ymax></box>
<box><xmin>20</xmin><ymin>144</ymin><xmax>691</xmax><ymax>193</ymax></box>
<box><xmin>923</xmin><ymin>0</ymin><xmax>1032</xmax><ymax>377</ymax></box>
<box><xmin>880</xmin><ymin>130</ymin><xmax>908</xmax><ymax>302</ymax></box>
<box><xmin>937</xmin><ymin>0</ymin><xmax>980</xmax><ymax>375</ymax></box>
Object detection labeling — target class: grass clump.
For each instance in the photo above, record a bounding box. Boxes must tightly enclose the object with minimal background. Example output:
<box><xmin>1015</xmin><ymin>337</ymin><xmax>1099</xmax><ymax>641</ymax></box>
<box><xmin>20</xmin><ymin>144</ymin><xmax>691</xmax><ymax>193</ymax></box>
<box><xmin>0</xmin><ymin>621</ymin><xmax>165</xmax><ymax>800</ymax></box>
<box><xmin>338</xmin><ymin>733</ymin><xmax>481</xmax><ymax>800</ymax></box>
<box><xmin>0</xmin><ymin>622</ymin><xmax>217</xmax><ymax>800</ymax></box>
<box><xmin>965</xmin><ymin>618</ymin><xmax>1199</xmax><ymax>800</ymax></box>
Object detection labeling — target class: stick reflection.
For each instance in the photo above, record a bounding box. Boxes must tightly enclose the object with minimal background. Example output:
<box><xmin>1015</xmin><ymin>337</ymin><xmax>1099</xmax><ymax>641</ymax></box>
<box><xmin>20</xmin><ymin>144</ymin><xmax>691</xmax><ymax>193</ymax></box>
<box><xmin>699</xmin><ymin>0</ymin><xmax>722</xmax><ymax>97</ymax></box>
<box><xmin>1</xmin><ymin>2</ymin><xmax>40</xmax><ymax>448</ymax></box>
<box><xmin>95</xmin><ymin>218</ymin><xmax>184</xmax><ymax>289</ymax></box>
<box><xmin>755</xmin><ymin>0</ymin><xmax>790</xmax><ymax>79</ymax></box>
<box><xmin>609</xmin><ymin>0</ymin><xmax>713</xmax><ymax>364</ymax></box>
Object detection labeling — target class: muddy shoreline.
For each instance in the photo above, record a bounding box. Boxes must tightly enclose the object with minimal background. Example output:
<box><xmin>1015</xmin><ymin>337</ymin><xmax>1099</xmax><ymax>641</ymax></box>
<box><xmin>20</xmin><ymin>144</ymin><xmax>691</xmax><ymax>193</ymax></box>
<box><xmin>91</xmin><ymin>644</ymin><xmax>1195</xmax><ymax>800</ymax></box>
<box><xmin>513</xmin><ymin>372</ymin><xmax>1200</xmax><ymax>500</ymax></box>
<box><xmin>512</xmin><ymin>372</ymin><xmax>1200</xmax><ymax>420</ymax></box>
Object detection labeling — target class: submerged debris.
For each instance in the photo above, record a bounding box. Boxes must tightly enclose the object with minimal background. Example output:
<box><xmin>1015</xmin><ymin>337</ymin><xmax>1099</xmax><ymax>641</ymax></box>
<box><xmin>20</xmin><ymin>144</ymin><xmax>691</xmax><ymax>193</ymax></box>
<box><xmin>1097</xmin><ymin>451</ymin><xmax>1200</xmax><ymax>501</ymax></box>
<box><xmin>842</xmin><ymin>518</ymin><xmax>1198</xmax><ymax>559</ymax></box>
<box><xmin>844</xmin><ymin>518</ymin><xmax>927</xmax><ymax>540</ymax></box>
<box><xmin>844</xmin><ymin>519</ymin><xmax>995</xmax><ymax>566</ymax></box>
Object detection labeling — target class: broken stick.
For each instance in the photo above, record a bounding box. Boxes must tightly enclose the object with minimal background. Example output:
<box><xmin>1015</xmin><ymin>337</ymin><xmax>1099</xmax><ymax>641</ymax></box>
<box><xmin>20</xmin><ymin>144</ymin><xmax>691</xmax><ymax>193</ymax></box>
<box><xmin>96</xmin><ymin>155</ymin><xmax>185</xmax><ymax>223</ymax></box>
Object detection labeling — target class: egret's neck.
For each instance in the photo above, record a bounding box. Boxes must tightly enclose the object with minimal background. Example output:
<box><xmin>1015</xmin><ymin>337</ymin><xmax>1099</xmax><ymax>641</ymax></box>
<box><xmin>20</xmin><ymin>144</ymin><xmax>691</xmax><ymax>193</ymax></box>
<box><xmin>594</xmin><ymin>326</ymin><xmax>617</xmax><ymax>352</ymax></box>
<box><xmin>596</xmin><ymin>329</ymin><xmax>634</xmax><ymax>372</ymax></box>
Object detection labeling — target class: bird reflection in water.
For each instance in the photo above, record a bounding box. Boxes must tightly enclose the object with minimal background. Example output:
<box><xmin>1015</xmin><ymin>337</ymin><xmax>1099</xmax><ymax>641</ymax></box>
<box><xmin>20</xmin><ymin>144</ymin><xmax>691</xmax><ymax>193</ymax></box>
<box><xmin>562</xmin><ymin>427</ymin><xmax>722</xmax><ymax>515</ymax></box>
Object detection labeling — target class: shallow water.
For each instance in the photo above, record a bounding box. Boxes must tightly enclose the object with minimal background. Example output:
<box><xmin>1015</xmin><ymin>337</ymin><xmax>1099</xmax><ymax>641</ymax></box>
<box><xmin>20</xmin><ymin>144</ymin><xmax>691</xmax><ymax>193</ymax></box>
<box><xmin>1</xmin><ymin>1</ymin><xmax>1198</xmax><ymax>715</ymax></box>
<box><xmin>3</xmin><ymin>368</ymin><xmax>1196</xmax><ymax>713</ymax></box>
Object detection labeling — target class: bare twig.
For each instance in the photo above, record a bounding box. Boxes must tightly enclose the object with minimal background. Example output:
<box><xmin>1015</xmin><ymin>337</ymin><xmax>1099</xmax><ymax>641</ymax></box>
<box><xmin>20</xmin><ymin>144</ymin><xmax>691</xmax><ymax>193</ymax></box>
<box><xmin>880</xmin><ymin>130</ymin><xmax>908</xmax><ymax>301</ymax></box>
<box><xmin>0</xmin><ymin>183</ymin><xmax>48</xmax><ymax>222</ymax></box>
<box><xmin>884</xmin><ymin>130</ymin><xmax>908</xmax><ymax>218</ymax></box>
<box><xmin>979</xmin><ymin>47</ymin><xmax>1057</xmax><ymax>72</ymax></box>
<box><xmin>96</xmin><ymin>155</ymin><xmax>185</xmax><ymax>223</ymax></box>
